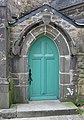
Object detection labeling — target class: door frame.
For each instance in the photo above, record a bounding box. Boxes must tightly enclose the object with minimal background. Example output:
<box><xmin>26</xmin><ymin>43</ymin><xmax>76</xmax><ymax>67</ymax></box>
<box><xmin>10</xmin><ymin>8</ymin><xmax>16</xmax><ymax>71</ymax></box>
<box><xmin>13</xmin><ymin>23</ymin><xmax>72</xmax><ymax>102</ymax></box>
<box><xmin>28</xmin><ymin>35</ymin><xmax>59</xmax><ymax>100</ymax></box>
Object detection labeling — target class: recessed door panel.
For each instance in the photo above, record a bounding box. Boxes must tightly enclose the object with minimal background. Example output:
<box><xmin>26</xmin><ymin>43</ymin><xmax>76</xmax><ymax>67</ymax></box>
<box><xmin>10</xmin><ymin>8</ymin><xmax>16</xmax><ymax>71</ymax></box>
<box><xmin>28</xmin><ymin>35</ymin><xmax>59</xmax><ymax>100</ymax></box>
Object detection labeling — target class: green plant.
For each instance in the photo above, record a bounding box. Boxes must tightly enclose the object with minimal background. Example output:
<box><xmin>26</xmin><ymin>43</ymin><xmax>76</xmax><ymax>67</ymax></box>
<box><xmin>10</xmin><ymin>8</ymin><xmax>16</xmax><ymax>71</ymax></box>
<box><xmin>8</xmin><ymin>76</ymin><xmax>14</xmax><ymax>107</ymax></box>
<box><xmin>77</xmin><ymin>108</ymin><xmax>84</xmax><ymax>115</ymax></box>
<box><xmin>75</xmin><ymin>96</ymin><xmax>84</xmax><ymax>107</ymax></box>
<box><xmin>73</xmin><ymin>96</ymin><xmax>84</xmax><ymax>115</ymax></box>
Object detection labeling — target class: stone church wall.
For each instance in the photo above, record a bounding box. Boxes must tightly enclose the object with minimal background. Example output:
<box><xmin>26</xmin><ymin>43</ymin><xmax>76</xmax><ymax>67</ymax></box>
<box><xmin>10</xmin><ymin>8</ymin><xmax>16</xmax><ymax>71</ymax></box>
<box><xmin>0</xmin><ymin>0</ymin><xmax>84</xmax><ymax>108</ymax></box>
<box><xmin>9</xmin><ymin>6</ymin><xmax>84</xmax><ymax>103</ymax></box>
<box><xmin>0</xmin><ymin>0</ymin><xmax>9</xmax><ymax>108</ymax></box>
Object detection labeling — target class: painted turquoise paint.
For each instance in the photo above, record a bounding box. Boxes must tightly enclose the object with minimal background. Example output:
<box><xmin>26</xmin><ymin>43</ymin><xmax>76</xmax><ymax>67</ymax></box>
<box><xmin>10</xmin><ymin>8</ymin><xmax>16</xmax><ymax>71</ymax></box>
<box><xmin>28</xmin><ymin>35</ymin><xmax>59</xmax><ymax>100</ymax></box>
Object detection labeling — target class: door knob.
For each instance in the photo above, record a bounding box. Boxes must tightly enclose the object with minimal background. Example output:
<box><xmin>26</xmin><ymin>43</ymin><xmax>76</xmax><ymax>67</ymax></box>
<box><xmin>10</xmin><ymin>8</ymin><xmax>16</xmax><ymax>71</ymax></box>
<box><xmin>28</xmin><ymin>69</ymin><xmax>33</xmax><ymax>85</ymax></box>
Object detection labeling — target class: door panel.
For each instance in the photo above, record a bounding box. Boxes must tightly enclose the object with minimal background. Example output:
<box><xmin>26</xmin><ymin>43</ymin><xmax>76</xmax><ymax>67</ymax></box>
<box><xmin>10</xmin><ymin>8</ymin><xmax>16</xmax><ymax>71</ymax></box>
<box><xmin>28</xmin><ymin>35</ymin><xmax>59</xmax><ymax>100</ymax></box>
<box><xmin>32</xmin><ymin>59</ymin><xmax>41</xmax><ymax>96</ymax></box>
<box><xmin>47</xmin><ymin>59</ymin><xmax>56</xmax><ymax>95</ymax></box>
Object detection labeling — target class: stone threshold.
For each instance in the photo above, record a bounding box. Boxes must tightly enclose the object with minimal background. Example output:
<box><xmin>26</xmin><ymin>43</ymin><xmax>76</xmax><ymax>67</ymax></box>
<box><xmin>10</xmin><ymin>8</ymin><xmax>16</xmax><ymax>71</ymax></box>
<box><xmin>0</xmin><ymin>100</ymin><xmax>78</xmax><ymax>119</ymax></box>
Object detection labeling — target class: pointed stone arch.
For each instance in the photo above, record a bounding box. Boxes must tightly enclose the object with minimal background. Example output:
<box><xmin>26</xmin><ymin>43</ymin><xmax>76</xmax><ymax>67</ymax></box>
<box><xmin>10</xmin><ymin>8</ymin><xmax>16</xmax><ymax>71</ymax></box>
<box><xmin>13</xmin><ymin>22</ymin><xmax>73</xmax><ymax>56</ymax></box>
<box><xmin>12</xmin><ymin>21</ymin><xmax>77</xmax><ymax>102</ymax></box>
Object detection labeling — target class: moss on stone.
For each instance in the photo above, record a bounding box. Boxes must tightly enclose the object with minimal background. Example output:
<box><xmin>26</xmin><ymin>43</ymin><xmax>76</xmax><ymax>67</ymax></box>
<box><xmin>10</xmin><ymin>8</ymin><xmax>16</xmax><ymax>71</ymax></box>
<box><xmin>64</xmin><ymin>102</ymin><xmax>76</xmax><ymax>107</ymax></box>
<box><xmin>79</xmin><ymin>74</ymin><xmax>84</xmax><ymax>78</ymax></box>
<box><xmin>78</xmin><ymin>80</ymin><xmax>84</xmax><ymax>85</ymax></box>
<box><xmin>8</xmin><ymin>77</ymin><xmax>14</xmax><ymax>107</ymax></box>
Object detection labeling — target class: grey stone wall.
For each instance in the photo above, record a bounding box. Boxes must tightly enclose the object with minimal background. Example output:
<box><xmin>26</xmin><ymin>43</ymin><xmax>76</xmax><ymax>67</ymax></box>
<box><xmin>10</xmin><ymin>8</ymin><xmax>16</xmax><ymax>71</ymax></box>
<box><xmin>77</xmin><ymin>53</ymin><xmax>84</xmax><ymax>96</ymax></box>
<box><xmin>0</xmin><ymin>0</ymin><xmax>9</xmax><ymax>108</ymax></box>
<box><xmin>7</xmin><ymin>0</ymin><xmax>84</xmax><ymax>19</ymax></box>
<box><xmin>0</xmin><ymin>0</ymin><xmax>6</xmax><ymax>6</ymax></box>
<box><xmin>8</xmin><ymin>6</ymin><xmax>84</xmax><ymax>103</ymax></box>
<box><xmin>0</xmin><ymin>0</ymin><xmax>83</xmax><ymax>106</ymax></box>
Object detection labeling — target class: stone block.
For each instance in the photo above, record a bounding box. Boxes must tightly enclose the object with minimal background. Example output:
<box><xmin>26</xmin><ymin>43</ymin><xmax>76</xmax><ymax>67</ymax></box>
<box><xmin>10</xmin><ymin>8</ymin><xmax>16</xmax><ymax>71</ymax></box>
<box><xmin>70</xmin><ymin>56</ymin><xmax>77</xmax><ymax>70</ymax></box>
<box><xmin>12</xmin><ymin>57</ymin><xmax>28</xmax><ymax>73</ymax></box>
<box><xmin>60</xmin><ymin>57</ymin><xmax>70</xmax><ymax>72</ymax></box>
<box><xmin>19</xmin><ymin>74</ymin><xmax>28</xmax><ymax>85</ymax></box>
<box><xmin>24</xmin><ymin>33</ymin><xmax>33</xmax><ymax>43</ymax></box>
<box><xmin>13</xmin><ymin>79</ymin><xmax>19</xmax><ymax>85</ymax></box>
<box><xmin>11</xmin><ymin>73</ymin><xmax>28</xmax><ymax>86</ymax></box>
<box><xmin>0</xmin><ymin>27</ymin><xmax>5</xmax><ymax>38</ymax></box>
<box><xmin>0</xmin><ymin>109</ymin><xmax>2</xmax><ymax>117</ymax></box>
<box><xmin>46</xmin><ymin>25</ymin><xmax>59</xmax><ymax>36</ymax></box>
<box><xmin>0</xmin><ymin>82</ymin><xmax>9</xmax><ymax>109</ymax></box>
<box><xmin>1</xmin><ymin>108</ymin><xmax>17</xmax><ymax>119</ymax></box>
<box><xmin>12</xmin><ymin>58</ymin><xmax>24</xmax><ymax>73</ymax></box>
<box><xmin>0</xmin><ymin>8</ymin><xmax>6</xmax><ymax>22</ymax></box>
<box><xmin>14</xmin><ymin>85</ymin><xmax>28</xmax><ymax>103</ymax></box>
<box><xmin>31</xmin><ymin>25</ymin><xmax>45</xmax><ymax>37</ymax></box>
<box><xmin>0</xmin><ymin>84</ymin><xmax>9</xmax><ymax>93</ymax></box>
<box><xmin>78</xmin><ymin>85</ymin><xmax>84</xmax><ymax>95</ymax></box>
<box><xmin>0</xmin><ymin>40</ymin><xmax>6</xmax><ymax>52</ymax></box>
<box><xmin>0</xmin><ymin>50</ymin><xmax>6</xmax><ymax>61</ymax></box>
<box><xmin>78</xmin><ymin>80</ymin><xmax>84</xmax><ymax>95</ymax></box>
<box><xmin>0</xmin><ymin>0</ymin><xmax>6</xmax><ymax>6</ymax></box>
<box><xmin>24</xmin><ymin>57</ymin><xmax>28</xmax><ymax>72</ymax></box>
<box><xmin>79</xmin><ymin>74</ymin><xmax>84</xmax><ymax>78</ymax></box>
<box><xmin>78</xmin><ymin>62</ymin><xmax>83</xmax><ymax>68</ymax></box>
<box><xmin>10</xmin><ymin>33</ymin><xmax>20</xmax><ymax>39</ymax></box>
<box><xmin>77</xmin><ymin>56</ymin><xmax>83</xmax><ymax>62</ymax></box>
<box><xmin>18</xmin><ymin>58</ymin><xmax>24</xmax><ymax>73</ymax></box>
<box><xmin>0</xmin><ymin>61</ymin><xmax>6</xmax><ymax>78</ymax></box>
<box><xmin>56</xmin><ymin>35</ymin><xmax>69</xmax><ymax>55</ymax></box>
<box><xmin>60</xmin><ymin>85</ymin><xmax>75</xmax><ymax>101</ymax></box>
<box><xmin>0</xmin><ymin>92</ymin><xmax>9</xmax><ymax>109</ymax></box>
<box><xmin>60</xmin><ymin>85</ymin><xmax>64</xmax><ymax>100</ymax></box>
<box><xmin>42</xmin><ymin>15</ymin><xmax>51</xmax><ymax>25</ymax></box>
<box><xmin>11</xmin><ymin>73</ymin><xmax>19</xmax><ymax>78</ymax></box>
<box><xmin>79</xmin><ymin>69</ymin><xmax>84</xmax><ymax>74</ymax></box>
<box><xmin>60</xmin><ymin>74</ymin><xmax>70</xmax><ymax>84</ymax></box>
<box><xmin>46</xmin><ymin>32</ymin><xmax>55</xmax><ymax>40</ymax></box>
<box><xmin>21</xmin><ymin>43</ymin><xmax>29</xmax><ymax>56</ymax></box>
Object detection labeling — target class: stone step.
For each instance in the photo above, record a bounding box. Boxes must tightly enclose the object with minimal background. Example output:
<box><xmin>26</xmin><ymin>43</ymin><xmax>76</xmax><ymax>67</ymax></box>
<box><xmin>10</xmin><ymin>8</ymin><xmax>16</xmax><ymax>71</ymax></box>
<box><xmin>16</xmin><ymin>100</ymin><xmax>78</xmax><ymax>118</ymax></box>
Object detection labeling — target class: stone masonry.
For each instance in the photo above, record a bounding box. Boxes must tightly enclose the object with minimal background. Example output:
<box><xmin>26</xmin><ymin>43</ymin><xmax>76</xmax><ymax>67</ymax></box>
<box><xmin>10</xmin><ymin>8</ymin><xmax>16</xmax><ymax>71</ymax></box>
<box><xmin>9</xmin><ymin>5</ymin><xmax>84</xmax><ymax>103</ymax></box>
<box><xmin>0</xmin><ymin>0</ymin><xmax>84</xmax><ymax>108</ymax></box>
<box><xmin>0</xmin><ymin>0</ymin><xmax>9</xmax><ymax>108</ymax></box>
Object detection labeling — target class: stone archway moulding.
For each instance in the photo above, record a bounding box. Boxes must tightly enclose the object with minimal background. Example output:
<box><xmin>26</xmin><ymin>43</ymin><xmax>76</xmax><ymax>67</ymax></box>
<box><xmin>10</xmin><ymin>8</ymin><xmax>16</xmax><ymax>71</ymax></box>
<box><xmin>11</xmin><ymin>4</ymin><xmax>79</xmax><ymax>102</ymax></box>
<box><xmin>21</xmin><ymin>23</ymin><xmax>71</xmax><ymax>57</ymax></box>
<box><xmin>13</xmin><ymin>22</ymin><xmax>75</xmax><ymax>101</ymax></box>
<box><xmin>13</xmin><ymin>22</ymin><xmax>74</xmax><ymax>56</ymax></box>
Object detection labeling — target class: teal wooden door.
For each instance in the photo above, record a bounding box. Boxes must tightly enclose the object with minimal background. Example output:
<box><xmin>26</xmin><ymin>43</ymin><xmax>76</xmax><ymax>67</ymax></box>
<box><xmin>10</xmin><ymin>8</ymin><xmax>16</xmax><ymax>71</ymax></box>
<box><xmin>28</xmin><ymin>35</ymin><xmax>59</xmax><ymax>100</ymax></box>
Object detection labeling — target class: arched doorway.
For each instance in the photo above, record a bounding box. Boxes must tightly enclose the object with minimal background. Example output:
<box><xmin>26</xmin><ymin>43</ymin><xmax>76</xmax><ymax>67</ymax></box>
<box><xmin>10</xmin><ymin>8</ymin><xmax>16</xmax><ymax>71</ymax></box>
<box><xmin>12</xmin><ymin>23</ymin><xmax>73</xmax><ymax>103</ymax></box>
<box><xmin>28</xmin><ymin>35</ymin><xmax>59</xmax><ymax>100</ymax></box>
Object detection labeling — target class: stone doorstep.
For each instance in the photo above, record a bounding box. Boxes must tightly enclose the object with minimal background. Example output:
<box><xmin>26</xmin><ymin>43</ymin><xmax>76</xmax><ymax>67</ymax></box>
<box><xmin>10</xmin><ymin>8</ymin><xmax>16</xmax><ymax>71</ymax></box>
<box><xmin>0</xmin><ymin>108</ymin><xmax>17</xmax><ymax>119</ymax></box>
<box><xmin>17</xmin><ymin>109</ymin><xmax>78</xmax><ymax>118</ymax></box>
<box><xmin>0</xmin><ymin>100</ymin><xmax>78</xmax><ymax>119</ymax></box>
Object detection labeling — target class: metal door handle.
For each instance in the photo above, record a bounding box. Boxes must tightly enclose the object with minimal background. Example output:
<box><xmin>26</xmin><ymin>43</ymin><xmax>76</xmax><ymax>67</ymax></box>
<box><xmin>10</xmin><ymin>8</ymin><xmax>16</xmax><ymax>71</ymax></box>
<box><xmin>28</xmin><ymin>69</ymin><xmax>33</xmax><ymax>85</ymax></box>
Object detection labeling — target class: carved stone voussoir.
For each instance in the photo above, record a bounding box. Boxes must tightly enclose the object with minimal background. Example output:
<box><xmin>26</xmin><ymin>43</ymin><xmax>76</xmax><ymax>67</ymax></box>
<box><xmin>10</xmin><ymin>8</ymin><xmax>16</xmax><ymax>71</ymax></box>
<box><xmin>42</xmin><ymin>14</ymin><xmax>51</xmax><ymax>25</ymax></box>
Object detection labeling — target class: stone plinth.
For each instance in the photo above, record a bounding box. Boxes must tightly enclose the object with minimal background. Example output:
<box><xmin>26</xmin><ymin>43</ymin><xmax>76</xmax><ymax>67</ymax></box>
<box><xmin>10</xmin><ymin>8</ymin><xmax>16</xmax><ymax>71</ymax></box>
<box><xmin>0</xmin><ymin>81</ymin><xmax>9</xmax><ymax>109</ymax></box>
